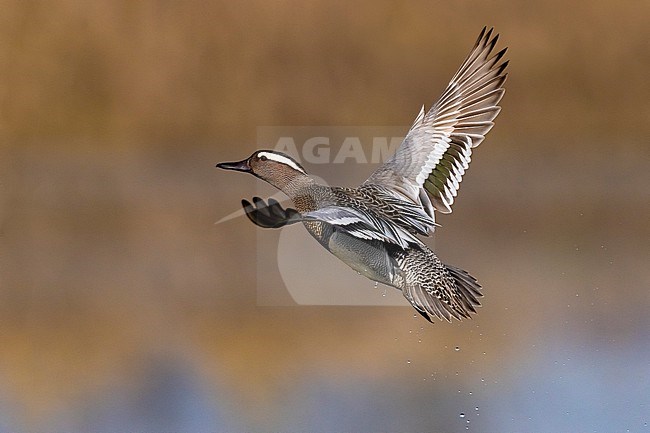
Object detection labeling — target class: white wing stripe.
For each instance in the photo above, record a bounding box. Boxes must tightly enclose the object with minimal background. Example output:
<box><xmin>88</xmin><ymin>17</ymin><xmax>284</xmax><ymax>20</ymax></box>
<box><xmin>302</xmin><ymin>206</ymin><xmax>421</xmax><ymax>249</ymax></box>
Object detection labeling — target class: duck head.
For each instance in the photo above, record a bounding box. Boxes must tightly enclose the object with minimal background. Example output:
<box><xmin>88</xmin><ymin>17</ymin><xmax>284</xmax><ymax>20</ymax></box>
<box><xmin>216</xmin><ymin>150</ymin><xmax>311</xmax><ymax>192</ymax></box>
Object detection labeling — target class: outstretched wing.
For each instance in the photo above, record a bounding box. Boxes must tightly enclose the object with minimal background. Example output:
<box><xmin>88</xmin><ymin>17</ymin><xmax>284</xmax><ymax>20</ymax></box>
<box><xmin>364</xmin><ymin>27</ymin><xmax>508</xmax><ymax>219</ymax></box>
<box><xmin>242</xmin><ymin>197</ymin><xmax>420</xmax><ymax>249</ymax></box>
<box><xmin>242</xmin><ymin>197</ymin><xmax>301</xmax><ymax>228</ymax></box>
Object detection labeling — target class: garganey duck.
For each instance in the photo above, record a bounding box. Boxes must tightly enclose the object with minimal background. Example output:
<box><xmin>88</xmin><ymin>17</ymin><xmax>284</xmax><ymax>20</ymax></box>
<box><xmin>217</xmin><ymin>27</ymin><xmax>508</xmax><ymax>322</ymax></box>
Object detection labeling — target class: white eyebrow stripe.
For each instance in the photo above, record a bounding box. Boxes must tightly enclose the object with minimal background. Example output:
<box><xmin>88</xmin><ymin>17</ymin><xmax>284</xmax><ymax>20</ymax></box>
<box><xmin>259</xmin><ymin>152</ymin><xmax>305</xmax><ymax>173</ymax></box>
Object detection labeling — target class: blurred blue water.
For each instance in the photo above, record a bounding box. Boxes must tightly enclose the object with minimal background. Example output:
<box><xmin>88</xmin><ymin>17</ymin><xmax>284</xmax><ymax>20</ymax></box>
<box><xmin>72</xmin><ymin>358</ymin><xmax>237</xmax><ymax>433</ymax></box>
<box><xmin>487</xmin><ymin>341</ymin><xmax>650</xmax><ymax>432</ymax></box>
<box><xmin>3</xmin><ymin>337</ymin><xmax>647</xmax><ymax>433</ymax></box>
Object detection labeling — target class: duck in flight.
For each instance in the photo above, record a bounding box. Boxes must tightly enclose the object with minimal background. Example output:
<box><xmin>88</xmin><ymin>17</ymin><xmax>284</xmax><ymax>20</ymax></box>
<box><xmin>217</xmin><ymin>27</ymin><xmax>508</xmax><ymax>322</ymax></box>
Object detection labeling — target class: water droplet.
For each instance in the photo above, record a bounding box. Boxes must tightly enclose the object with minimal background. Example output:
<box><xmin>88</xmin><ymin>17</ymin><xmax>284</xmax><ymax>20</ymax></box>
<box><xmin>418</xmin><ymin>339</ymin><xmax>422</xmax><ymax>343</ymax></box>
<box><xmin>406</xmin><ymin>359</ymin><xmax>411</xmax><ymax>364</ymax></box>
<box><xmin>459</xmin><ymin>413</ymin><xmax>465</xmax><ymax>418</ymax></box>
<box><xmin>374</xmin><ymin>281</ymin><xmax>378</xmax><ymax>289</ymax></box>
<box><xmin>475</xmin><ymin>406</ymin><xmax>479</xmax><ymax>411</ymax></box>
<box><xmin>455</xmin><ymin>346</ymin><xmax>460</xmax><ymax>352</ymax></box>
<box><xmin>382</xmin><ymin>287</ymin><xmax>387</xmax><ymax>297</ymax></box>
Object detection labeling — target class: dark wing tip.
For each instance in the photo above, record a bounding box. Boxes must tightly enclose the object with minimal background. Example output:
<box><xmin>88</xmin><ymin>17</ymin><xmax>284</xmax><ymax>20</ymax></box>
<box><xmin>475</xmin><ymin>26</ymin><xmax>488</xmax><ymax>48</ymax></box>
<box><xmin>484</xmin><ymin>27</ymin><xmax>494</xmax><ymax>44</ymax></box>
<box><xmin>242</xmin><ymin>196</ymin><xmax>302</xmax><ymax>228</ymax></box>
<box><xmin>241</xmin><ymin>198</ymin><xmax>254</xmax><ymax>211</ymax></box>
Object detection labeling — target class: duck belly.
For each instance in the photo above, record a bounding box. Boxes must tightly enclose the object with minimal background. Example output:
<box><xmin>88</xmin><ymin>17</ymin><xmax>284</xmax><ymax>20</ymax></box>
<box><xmin>326</xmin><ymin>231</ymin><xmax>398</xmax><ymax>286</ymax></box>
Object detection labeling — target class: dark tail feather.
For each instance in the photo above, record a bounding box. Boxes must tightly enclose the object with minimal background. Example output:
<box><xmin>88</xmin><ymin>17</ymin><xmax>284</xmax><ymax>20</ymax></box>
<box><xmin>445</xmin><ymin>264</ymin><xmax>483</xmax><ymax>314</ymax></box>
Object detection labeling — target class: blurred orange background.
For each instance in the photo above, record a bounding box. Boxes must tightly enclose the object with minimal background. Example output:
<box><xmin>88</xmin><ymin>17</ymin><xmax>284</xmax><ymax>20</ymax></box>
<box><xmin>1</xmin><ymin>1</ymin><xmax>649</xmax><ymax>432</ymax></box>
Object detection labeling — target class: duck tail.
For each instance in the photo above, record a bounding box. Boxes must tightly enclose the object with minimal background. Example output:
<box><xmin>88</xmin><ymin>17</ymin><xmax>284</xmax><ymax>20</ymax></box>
<box><xmin>398</xmin><ymin>245</ymin><xmax>483</xmax><ymax>322</ymax></box>
<box><xmin>444</xmin><ymin>263</ymin><xmax>483</xmax><ymax>315</ymax></box>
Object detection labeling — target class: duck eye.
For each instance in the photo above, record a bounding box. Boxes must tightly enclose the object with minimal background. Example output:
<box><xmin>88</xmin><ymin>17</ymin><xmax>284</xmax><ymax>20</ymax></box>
<box><xmin>259</xmin><ymin>155</ymin><xmax>268</xmax><ymax>161</ymax></box>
